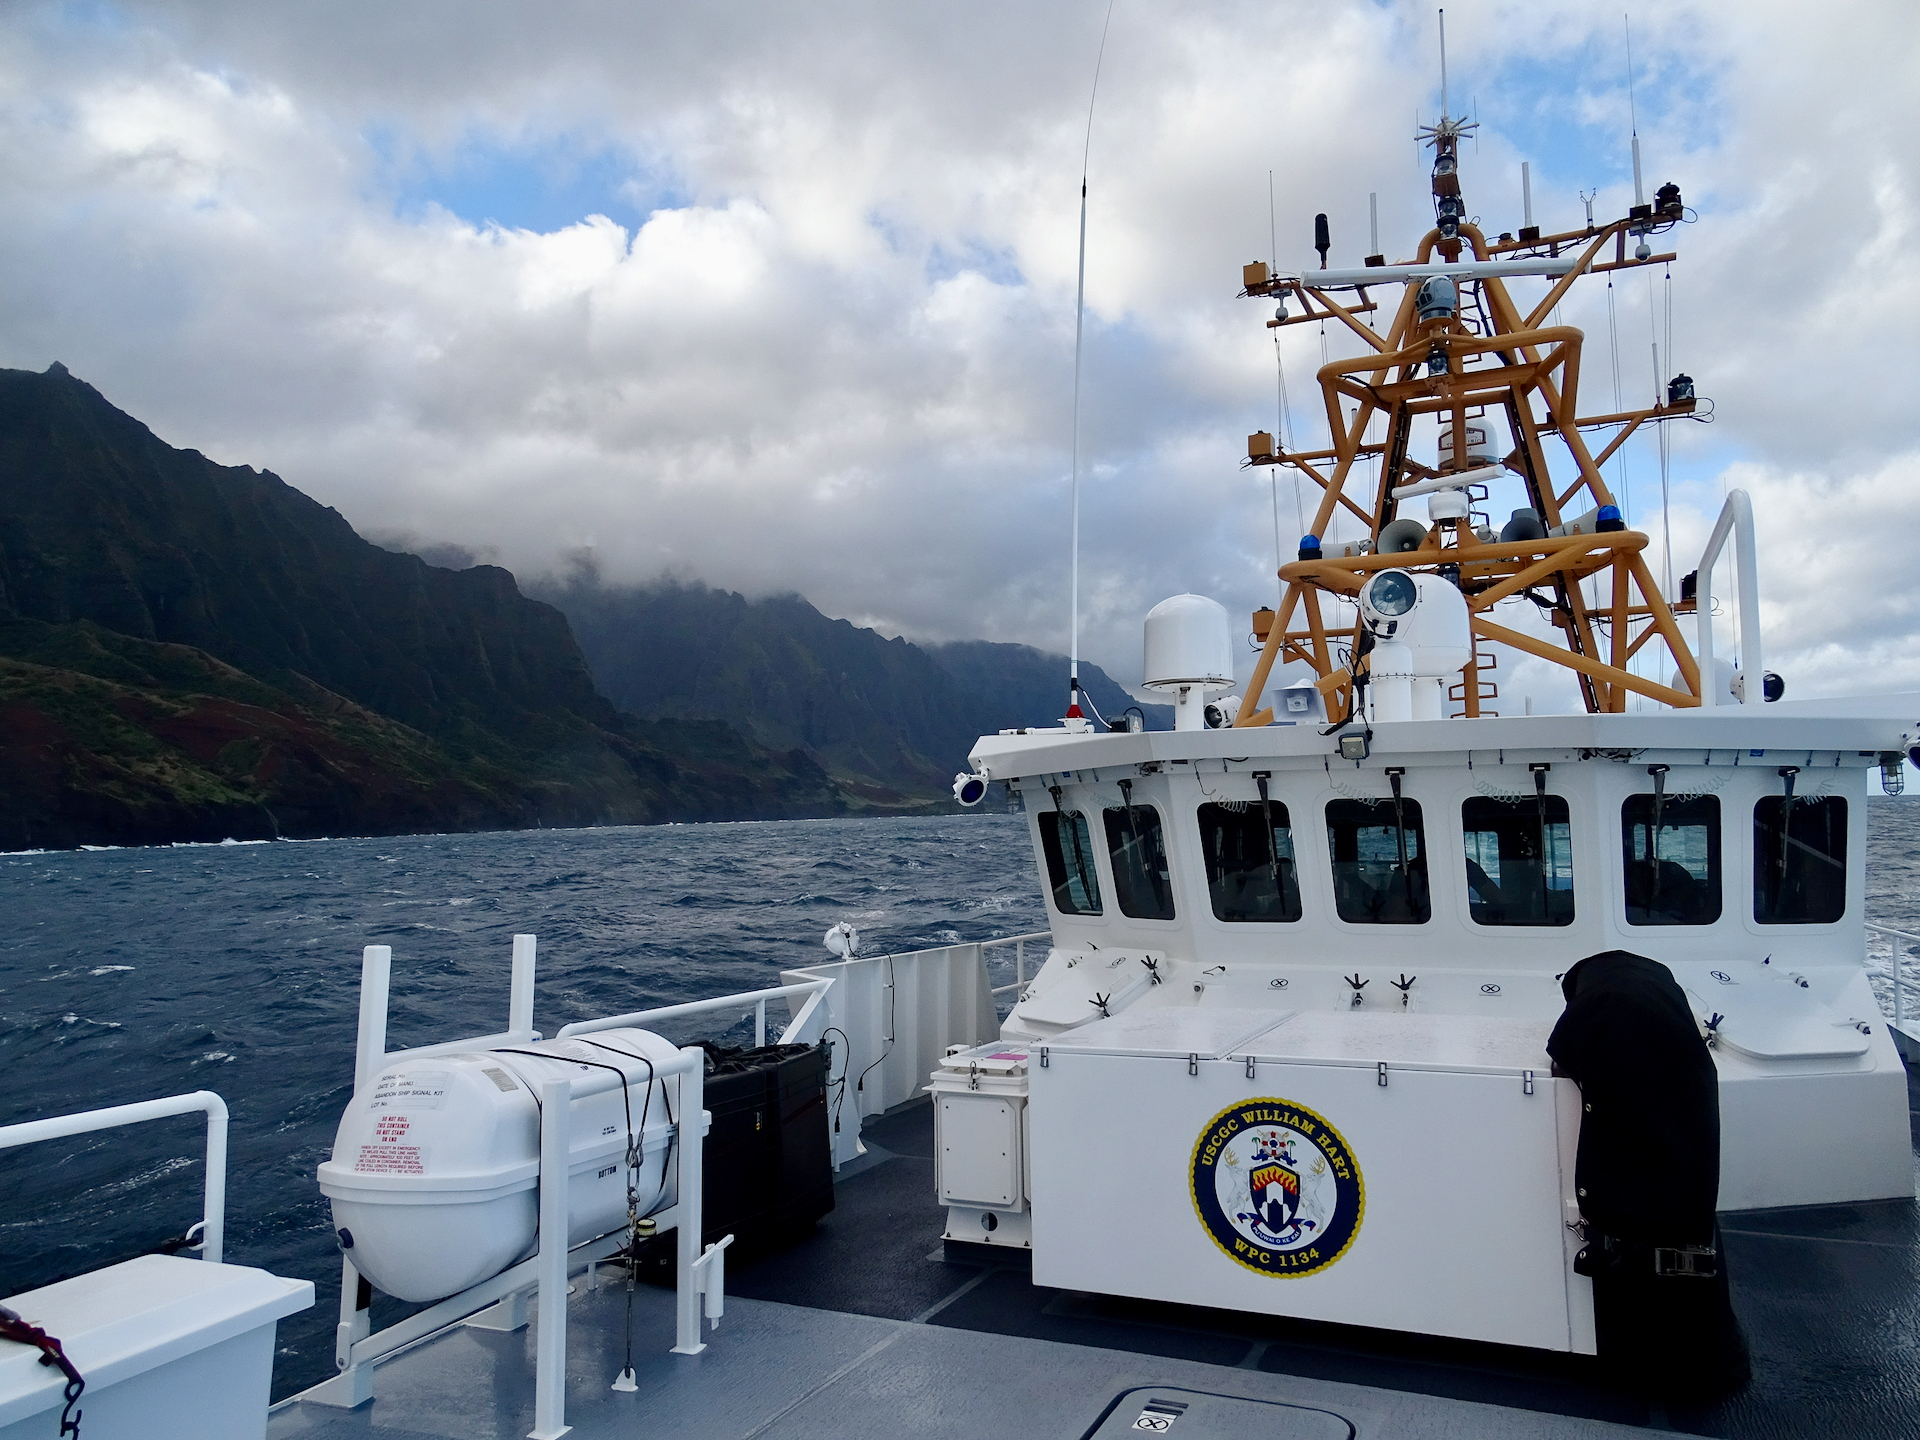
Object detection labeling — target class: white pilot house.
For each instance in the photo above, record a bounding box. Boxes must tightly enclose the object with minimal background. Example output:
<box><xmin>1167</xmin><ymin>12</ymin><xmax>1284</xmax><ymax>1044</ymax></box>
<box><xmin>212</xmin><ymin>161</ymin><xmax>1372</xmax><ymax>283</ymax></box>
<box><xmin>922</xmin><ymin>105</ymin><xmax>1916</xmax><ymax>1356</ymax></box>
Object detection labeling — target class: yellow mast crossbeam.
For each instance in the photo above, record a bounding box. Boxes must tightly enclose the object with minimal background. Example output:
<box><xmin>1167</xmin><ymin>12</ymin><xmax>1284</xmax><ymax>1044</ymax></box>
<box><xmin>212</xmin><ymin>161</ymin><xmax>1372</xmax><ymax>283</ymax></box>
<box><xmin>1473</xmin><ymin>615</ymin><xmax>1697</xmax><ymax>709</ymax></box>
<box><xmin>1247</xmin><ymin>443</ymin><xmax>1387</xmax><ymax>465</ymax></box>
<box><xmin>1269</xmin><ymin>301</ymin><xmax>1380</xmax><ymax>330</ymax></box>
<box><xmin>1231</xmin><ymin>203</ymin><xmax>1701</xmax><ymax>725</ymax></box>
<box><xmin>1280</xmin><ymin>453</ymin><xmax>1379</xmax><ymax>529</ymax></box>
<box><xmin>1286</xmin><ymin>282</ymin><xmax>1387</xmax><ymax>350</ymax></box>
<box><xmin>1561</xmin><ymin>399</ymin><xmax>1697</xmax><ymax>430</ymax></box>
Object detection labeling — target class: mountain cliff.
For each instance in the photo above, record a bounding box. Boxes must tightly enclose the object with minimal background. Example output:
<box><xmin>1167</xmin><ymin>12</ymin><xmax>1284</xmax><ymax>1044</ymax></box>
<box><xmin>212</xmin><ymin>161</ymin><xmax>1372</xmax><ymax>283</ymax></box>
<box><xmin>0</xmin><ymin>364</ymin><xmax>846</xmax><ymax>848</ymax></box>
<box><xmin>533</xmin><ymin>572</ymin><xmax>1169</xmax><ymax>795</ymax></box>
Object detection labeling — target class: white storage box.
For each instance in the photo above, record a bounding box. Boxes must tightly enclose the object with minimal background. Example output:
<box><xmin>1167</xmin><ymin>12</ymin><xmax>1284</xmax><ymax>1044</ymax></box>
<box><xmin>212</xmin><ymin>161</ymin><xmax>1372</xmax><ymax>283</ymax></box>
<box><xmin>929</xmin><ymin>1044</ymin><xmax>1034</xmax><ymax>1246</ymax></box>
<box><xmin>1028</xmin><ymin>1006</ymin><xmax>1592</xmax><ymax>1353</ymax></box>
<box><xmin>0</xmin><ymin>1255</ymin><xmax>312</xmax><ymax>1440</ymax></box>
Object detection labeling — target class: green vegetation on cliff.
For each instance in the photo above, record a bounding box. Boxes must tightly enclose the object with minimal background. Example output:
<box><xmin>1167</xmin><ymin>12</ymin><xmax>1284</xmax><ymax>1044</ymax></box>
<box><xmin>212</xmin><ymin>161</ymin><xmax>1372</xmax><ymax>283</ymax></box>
<box><xmin>0</xmin><ymin>365</ymin><xmax>848</xmax><ymax>848</ymax></box>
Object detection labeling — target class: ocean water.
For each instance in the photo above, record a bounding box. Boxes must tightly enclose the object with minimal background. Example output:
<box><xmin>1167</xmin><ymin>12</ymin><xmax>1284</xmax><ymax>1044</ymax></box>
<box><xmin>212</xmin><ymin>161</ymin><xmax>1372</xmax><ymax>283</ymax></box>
<box><xmin>3</xmin><ymin>802</ymin><xmax>1918</xmax><ymax>1402</ymax></box>
<box><xmin>0</xmin><ymin>813</ymin><xmax>1045</xmax><ymax>1399</ymax></box>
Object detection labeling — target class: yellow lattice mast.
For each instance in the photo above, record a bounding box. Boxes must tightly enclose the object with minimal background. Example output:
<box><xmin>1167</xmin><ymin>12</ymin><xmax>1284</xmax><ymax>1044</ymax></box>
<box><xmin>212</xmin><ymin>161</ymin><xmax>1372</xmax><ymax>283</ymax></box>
<box><xmin>1234</xmin><ymin>112</ymin><xmax>1702</xmax><ymax>727</ymax></box>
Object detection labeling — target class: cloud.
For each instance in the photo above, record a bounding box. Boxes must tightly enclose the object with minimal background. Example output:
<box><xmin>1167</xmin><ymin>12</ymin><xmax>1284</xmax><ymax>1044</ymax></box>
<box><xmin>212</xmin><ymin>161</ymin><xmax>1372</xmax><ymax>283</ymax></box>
<box><xmin>1</xmin><ymin>0</ymin><xmax>1916</xmax><ymax>707</ymax></box>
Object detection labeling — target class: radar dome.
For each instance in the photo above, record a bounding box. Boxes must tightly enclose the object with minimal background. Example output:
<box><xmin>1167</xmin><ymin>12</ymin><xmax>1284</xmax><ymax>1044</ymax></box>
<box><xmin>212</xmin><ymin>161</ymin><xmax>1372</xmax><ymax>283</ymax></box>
<box><xmin>1142</xmin><ymin>595</ymin><xmax>1234</xmax><ymax>691</ymax></box>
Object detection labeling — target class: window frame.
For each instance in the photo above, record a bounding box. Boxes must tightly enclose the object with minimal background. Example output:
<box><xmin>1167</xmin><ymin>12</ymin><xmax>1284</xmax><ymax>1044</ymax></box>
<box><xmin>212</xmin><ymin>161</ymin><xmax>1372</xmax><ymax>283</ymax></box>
<box><xmin>1752</xmin><ymin>793</ymin><xmax>1848</xmax><ymax>926</ymax></box>
<box><xmin>1196</xmin><ymin>798</ymin><xmax>1304</xmax><ymax>923</ymax></box>
<box><xmin>1038</xmin><ymin>807</ymin><xmax>1104</xmax><ymax>917</ymax></box>
<box><xmin>1101</xmin><ymin>801</ymin><xmax>1178</xmax><ymax>921</ymax></box>
<box><xmin>1459</xmin><ymin>793</ymin><xmax>1577</xmax><ymax>928</ymax></box>
<box><xmin>1620</xmin><ymin>791</ymin><xmax>1723</xmax><ymax>927</ymax></box>
<box><xmin>1324</xmin><ymin>795</ymin><xmax>1432</xmax><ymax>926</ymax></box>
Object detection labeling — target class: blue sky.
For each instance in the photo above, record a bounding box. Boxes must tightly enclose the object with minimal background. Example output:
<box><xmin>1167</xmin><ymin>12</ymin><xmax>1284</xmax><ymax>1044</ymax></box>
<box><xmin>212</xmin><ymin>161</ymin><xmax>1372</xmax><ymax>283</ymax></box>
<box><xmin>371</xmin><ymin>129</ymin><xmax>685</xmax><ymax>234</ymax></box>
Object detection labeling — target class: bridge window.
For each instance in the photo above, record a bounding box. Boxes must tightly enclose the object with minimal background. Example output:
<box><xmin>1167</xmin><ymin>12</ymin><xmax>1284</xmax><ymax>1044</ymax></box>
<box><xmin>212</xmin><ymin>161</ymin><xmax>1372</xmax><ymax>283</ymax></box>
<box><xmin>1754</xmin><ymin>795</ymin><xmax>1847</xmax><ymax>924</ymax></box>
<box><xmin>1197</xmin><ymin>801</ymin><xmax>1302</xmax><ymax>921</ymax></box>
<box><xmin>1326</xmin><ymin>798</ymin><xmax>1429</xmax><ymax>924</ymax></box>
<box><xmin>1621</xmin><ymin>793</ymin><xmax>1721</xmax><ymax>925</ymax></box>
<box><xmin>1039</xmin><ymin>810</ymin><xmax>1102</xmax><ymax>916</ymax></box>
<box><xmin>1103</xmin><ymin>803</ymin><xmax>1177</xmax><ymax>920</ymax></box>
<box><xmin>1461</xmin><ymin>795</ymin><xmax>1575</xmax><ymax>926</ymax></box>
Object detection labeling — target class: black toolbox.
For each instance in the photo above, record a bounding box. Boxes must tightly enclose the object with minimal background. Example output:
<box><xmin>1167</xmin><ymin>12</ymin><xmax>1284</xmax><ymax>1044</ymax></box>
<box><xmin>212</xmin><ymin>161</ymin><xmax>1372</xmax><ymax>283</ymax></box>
<box><xmin>630</xmin><ymin>1039</ymin><xmax>835</xmax><ymax>1281</ymax></box>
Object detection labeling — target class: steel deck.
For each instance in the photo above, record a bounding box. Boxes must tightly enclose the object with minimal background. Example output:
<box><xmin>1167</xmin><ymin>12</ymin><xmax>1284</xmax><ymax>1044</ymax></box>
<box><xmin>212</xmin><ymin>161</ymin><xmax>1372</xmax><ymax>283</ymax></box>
<box><xmin>269</xmin><ymin>1038</ymin><xmax>1920</xmax><ymax>1440</ymax></box>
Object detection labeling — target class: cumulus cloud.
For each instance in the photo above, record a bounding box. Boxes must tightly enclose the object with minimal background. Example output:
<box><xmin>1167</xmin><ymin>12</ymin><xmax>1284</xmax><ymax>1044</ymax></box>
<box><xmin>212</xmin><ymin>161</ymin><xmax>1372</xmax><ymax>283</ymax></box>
<box><xmin>0</xmin><ymin>0</ymin><xmax>1915</xmax><ymax>707</ymax></box>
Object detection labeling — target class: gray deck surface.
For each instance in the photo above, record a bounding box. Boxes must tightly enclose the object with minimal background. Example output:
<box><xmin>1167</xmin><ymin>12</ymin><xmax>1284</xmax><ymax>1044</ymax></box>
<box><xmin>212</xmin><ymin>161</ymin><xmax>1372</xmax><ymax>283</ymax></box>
<box><xmin>267</xmin><ymin>1280</ymin><xmax>1653</xmax><ymax>1440</ymax></box>
<box><xmin>270</xmin><ymin>1038</ymin><xmax>1920</xmax><ymax>1440</ymax></box>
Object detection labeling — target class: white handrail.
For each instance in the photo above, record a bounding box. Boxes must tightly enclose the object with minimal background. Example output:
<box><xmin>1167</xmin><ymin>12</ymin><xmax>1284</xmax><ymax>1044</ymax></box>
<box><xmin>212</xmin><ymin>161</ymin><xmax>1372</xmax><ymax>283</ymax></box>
<box><xmin>982</xmin><ymin>931</ymin><xmax>1050</xmax><ymax>998</ymax></box>
<box><xmin>1864</xmin><ymin>921</ymin><xmax>1920</xmax><ymax>943</ymax></box>
<box><xmin>1866</xmin><ymin>921</ymin><xmax>1915</xmax><ymax>1034</ymax></box>
<box><xmin>0</xmin><ymin>1091</ymin><xmax>228</xmax><ymax>1265</ymax></box>
<box><xmin>555</xmin><ymin>978</ymin><xmax>835</xmax><ymax>1045</ymax></box>
<box><xmin>356</xmin><ymin>937</ymin><xmax>541</xmax><ymax>1092</ymax></box>
<box><xmin>1694</xmin><ymin>488</ymin><xmax>1762</xmax><ymax>706</ymax></box>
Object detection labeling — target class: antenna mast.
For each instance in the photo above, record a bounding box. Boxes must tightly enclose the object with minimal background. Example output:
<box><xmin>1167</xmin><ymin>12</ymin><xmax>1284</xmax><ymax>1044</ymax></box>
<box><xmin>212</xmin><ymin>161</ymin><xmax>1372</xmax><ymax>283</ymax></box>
<box><xmin>1067</xmin><ymin>0</ymin><xmax>1116</xmax><ymax>722</ymax></box>
<box><xmin>1234</xmin><ymin>3</ymin><xmax>1703</xmax><ymax>724</ymax></box>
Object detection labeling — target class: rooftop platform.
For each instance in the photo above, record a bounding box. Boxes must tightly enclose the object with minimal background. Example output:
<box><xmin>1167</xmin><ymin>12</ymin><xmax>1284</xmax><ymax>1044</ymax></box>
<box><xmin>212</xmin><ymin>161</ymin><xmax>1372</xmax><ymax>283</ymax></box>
<box><xmin>270</xmin><ymin>1041</ymin><xmax>1920</xmax><ymax>1440</ymax></box>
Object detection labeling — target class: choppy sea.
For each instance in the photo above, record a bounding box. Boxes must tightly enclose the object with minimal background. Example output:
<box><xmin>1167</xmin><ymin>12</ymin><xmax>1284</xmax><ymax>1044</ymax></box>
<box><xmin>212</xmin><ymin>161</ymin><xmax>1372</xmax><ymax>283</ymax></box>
<box><xmin>0</xmin><ymin>813</ymin><xmax>1045</xmax><ymax>1398</ymax></box>
<box><xmin>3</xmin><ymin>804</ymin><xmax>1917</xmax><ymax>1400</ymax></box>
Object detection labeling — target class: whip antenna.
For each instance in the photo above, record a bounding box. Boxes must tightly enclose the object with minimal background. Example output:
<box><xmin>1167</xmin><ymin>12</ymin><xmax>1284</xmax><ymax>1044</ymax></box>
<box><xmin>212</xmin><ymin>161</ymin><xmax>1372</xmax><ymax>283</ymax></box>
<box><xmin>1625</xmin><ymin>14</ymin><xmax>1644</xmax><ymax>207</ymax></box>
<box><xmin>1067</xmin><ymin>0</ymin><xmax>1116</xmax><ymax>721</ymax></box>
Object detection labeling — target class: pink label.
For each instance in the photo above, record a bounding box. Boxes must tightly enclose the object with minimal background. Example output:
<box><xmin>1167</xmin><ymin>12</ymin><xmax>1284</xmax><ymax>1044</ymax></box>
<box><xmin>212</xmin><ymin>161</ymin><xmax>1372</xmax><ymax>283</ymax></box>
<box><xmin>988</xmin><ymin>1052</ymin><xmax>1028</xmax><ymax>1061</ymax></box>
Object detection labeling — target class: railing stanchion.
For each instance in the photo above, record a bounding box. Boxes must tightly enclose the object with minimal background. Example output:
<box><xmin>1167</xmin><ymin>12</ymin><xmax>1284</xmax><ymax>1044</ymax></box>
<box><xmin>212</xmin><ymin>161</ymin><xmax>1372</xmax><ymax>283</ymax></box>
<box><xmin>528</xmin><ymin>1078</ymin><xmax>572</xmax><ymax>1440</ymax></box>
<box><xmin>354</xmin><ymin>945</ymin><xmax>392</xmax><ymax>1095</ymax></box>
<box><xmin>1897</xmin><ymin>935</ymin><xmax>1906</xmax><ymax>1036</ymax></box>
<box><xmin>755</xmin><ymin>999</ymin><xmax>766</xmax><ymax>1048</ymax></box>
<box><xmin>510</xmin><ymin>935</ymin><xmax>537</xmax><ymax>1041</ymax></box>
<box><xmin>201</xmin><ymin>1097</ymin><xmax>228</xmax><ymax>1265</ymax></box>
<box><xmin>673</xmin><ymin>1053</ymin><xmax>707</xmax><ymax>1355</ymax></box>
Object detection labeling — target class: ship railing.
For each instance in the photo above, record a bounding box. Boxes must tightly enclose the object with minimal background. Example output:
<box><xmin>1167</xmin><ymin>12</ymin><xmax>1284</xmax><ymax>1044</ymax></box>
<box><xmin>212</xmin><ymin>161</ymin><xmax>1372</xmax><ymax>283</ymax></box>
<box><xmin>0</xmin><ymin>1090</ymin><xmax>229</xmax><ymax>1265</ymax></box>
<box><xmin>1695</xmin><ymin>488</ymin><xmax>1763</xmax><ymax>705</ymax></box>
<box><xmin>556</xmin><ymin>977</ymin><xmax>836</xmax><ymax>1051</ymax></box>
<box><xmin>783</xmin><ymin>931</ymin><xmax>1048</xmax><ymax>1169</ymax></box>
<box><xmin>1865</xmin><ymin>921</ymin><xmax>1920</xmax><ymax>1037</ymax></box>
<box><xmin>984</xmin><ymin>931</ymin><xmax>1051</xmax><ymax>1001</ymax></box>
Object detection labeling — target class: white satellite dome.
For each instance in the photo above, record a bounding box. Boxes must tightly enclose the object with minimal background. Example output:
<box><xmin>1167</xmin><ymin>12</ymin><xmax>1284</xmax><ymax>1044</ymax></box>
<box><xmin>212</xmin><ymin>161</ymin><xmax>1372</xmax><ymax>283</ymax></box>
<box><xmin>1142</xmin><ymin>594</ymin><xmax>1234</xmax><ymax>690</ymax></box>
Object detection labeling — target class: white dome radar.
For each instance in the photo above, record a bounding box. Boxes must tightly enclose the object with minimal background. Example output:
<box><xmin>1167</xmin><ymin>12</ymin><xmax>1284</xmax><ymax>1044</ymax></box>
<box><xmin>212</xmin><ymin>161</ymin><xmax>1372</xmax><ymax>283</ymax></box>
<box><xmin>1142</xmin><ymin>594</ymin><xmax>1235</xmax><ymax>731</ymax></box>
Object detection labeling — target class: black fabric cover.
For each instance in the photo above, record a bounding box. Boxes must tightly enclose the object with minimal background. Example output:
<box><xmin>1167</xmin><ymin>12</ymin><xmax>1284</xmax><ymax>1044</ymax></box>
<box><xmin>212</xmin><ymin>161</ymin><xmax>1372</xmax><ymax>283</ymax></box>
<box><xmin>1547</xmin><ymin>950</ymin><xmax>1748</xmax><ymax>1398</ymax></box>
<box><xmin>1547</xmin><ymin>949</ymin><xmax>1719</xmax><ymax>1244</ymax></box>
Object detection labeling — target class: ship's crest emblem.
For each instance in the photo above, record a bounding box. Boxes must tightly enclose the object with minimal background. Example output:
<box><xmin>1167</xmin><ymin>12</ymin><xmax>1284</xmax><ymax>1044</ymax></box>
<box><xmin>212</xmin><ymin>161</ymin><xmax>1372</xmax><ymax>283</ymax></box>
<box><xmin>1190</xmin><ymin>1101</ymin><xmax>1364</xmax><ymax>1278</ymax></box>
